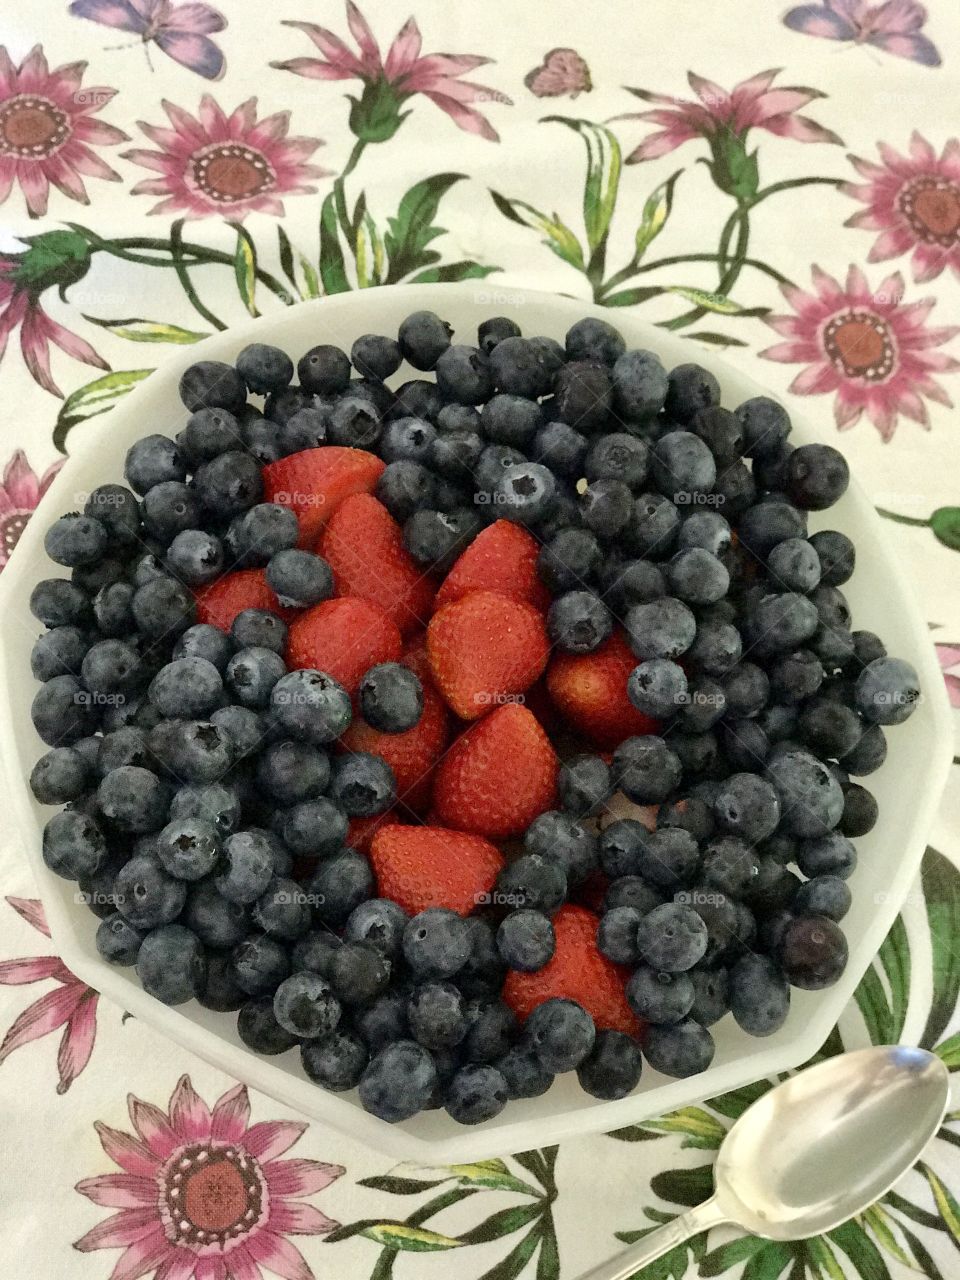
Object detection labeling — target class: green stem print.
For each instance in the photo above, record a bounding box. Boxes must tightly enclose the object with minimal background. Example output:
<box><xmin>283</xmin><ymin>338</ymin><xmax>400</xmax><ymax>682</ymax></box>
<box><xmin>490</xmin><ymin>110</ymin><xmax>843</xmax><ymax>342</ymax></box>
<box><xmin>877</xmin><ymin>506</ymin><xmax>960</xmax><ymax>553</ymax></box>
<box><xmin>326</xmin><ymin>1149</ymin><xmax>562</xmax><ymax>1279</ymax></box>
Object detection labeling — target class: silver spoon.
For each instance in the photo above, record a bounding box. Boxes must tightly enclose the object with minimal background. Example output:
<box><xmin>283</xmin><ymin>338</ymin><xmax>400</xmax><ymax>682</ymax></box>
<box><xmin>577</xmin><ymin>1046</ymin><xmax>949</xmax><ymax>1280</ymax></box>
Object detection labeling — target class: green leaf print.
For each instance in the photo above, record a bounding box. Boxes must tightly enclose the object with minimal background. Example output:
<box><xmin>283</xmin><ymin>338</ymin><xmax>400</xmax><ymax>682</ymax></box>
<box><xmin>920</xmin><ymin>848</ymin><xmax>960</xmax><ymax>1048</ymax></box>
<box><xmin>854</xmin><ymin>915</ymin><xmax>910</xmax><ymax>1043</ymax></box>
<box><xmin>384</xmin><ymin>173</ymin><xmax>467</xmax><ymax>283</ymax></box>
<box><xmin>54</xmin><ymin>369</ymin><xmax>153</xmax><ymax>452</ymax></box>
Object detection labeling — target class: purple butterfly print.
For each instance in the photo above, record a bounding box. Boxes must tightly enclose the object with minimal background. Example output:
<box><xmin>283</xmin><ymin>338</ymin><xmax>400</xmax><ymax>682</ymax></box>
<box><xmin>68</xmin><ymin>0</ymin><xmax>227</xmax><ymax>81</ymax></box>
<box><xmin>783</xmin><ymin>0</ymin><xmax>941</xmax><ymax>67</ymax></box>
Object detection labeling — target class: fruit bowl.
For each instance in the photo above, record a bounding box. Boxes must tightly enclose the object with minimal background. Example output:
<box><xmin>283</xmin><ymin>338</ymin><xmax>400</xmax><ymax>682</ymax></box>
<box><xmin>0</xmin><ymin>283</ymin><xmax>952</xmax><ymax>1162</ymax></box>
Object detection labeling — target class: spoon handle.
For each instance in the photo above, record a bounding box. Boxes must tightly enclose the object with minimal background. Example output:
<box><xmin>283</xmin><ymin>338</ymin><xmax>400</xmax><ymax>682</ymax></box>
<box><xmin>573</xmin><ymin>1196</ymin><xmax>730</xmax><ymax>1280</ymax></box>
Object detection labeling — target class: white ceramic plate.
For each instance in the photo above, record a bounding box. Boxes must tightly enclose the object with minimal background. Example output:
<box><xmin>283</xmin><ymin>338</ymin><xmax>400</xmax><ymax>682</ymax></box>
<box><xmin>0</xmin><ymin>284</ymin><xmax>952</xmax><ymax>1162</ymax></box>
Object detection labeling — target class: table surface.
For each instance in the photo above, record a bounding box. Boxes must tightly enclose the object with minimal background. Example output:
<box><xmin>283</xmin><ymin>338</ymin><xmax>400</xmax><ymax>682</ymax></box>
<box><xmin>1</xmin><ymin>3</ymin><xmax>959</xmax><ymax>1277</ymax></box>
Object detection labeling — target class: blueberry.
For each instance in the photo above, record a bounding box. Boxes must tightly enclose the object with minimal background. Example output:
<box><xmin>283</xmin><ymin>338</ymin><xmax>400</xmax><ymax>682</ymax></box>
<box><xmin>497</xmin><ymin>854</ymin><xmax>567</xmax><ymax>914</ymax></box>
<box><xmin>30</xmin><ymin>625</ymin><xmax>89</xmax><ymax>681</ymax></box>
<box><xmin>169</xmin><ymin>781</ymin><xmax>241</xmax><ymax>835</ymax></box>
<box><xmin>636</xmin><ymin>903</ymin><xmax>708</xmax><ymax>972</ymax></box>
<box><xmin>689</xmin><ymin>406</ymin><xmax>743</xmax><ymax>465</ymax></box>
<box><xmin>612</xmin><ymin>349</ymin><xmax>668</xmax><ymax>420</ymax></box>
<box><xmin>235</xmin><ymin>342</ymin><xmax>293</xmax><ymax>394</ymax></box>
<box><xmin>564</xmin><ymin>316</ymin><xmax>625</xmax><ymax>365</ymax></box>
<box><xmin>767</xmin><ymin>750</ymin><xmax>844</xmax><ymax>837</ymax></box>
<box><xmin>495</xmin><ymin>1046</ymin><xmax>554</xmax><ymax>1099</ymax></box>
<box><xmin>210</xmin><ymin>705</ymin><xmax>264</xmax><ymax>758</ymax></box>
<box><xmin>689</xmin><ymin>967</ymin><xmax>730</xmax><ymax>1025</ymax></box>
<box><xmin>344</xmin><ymin>899</ymin><xmax>408</xmax><ymax>958</ymax></box>
<box><xmin>645</xmin><ymin>1017</ymin><xmax>716</xmax><ymax>1076</ymax></box>
<box><xmin>114</xmin><ymin>855</ymin><xmax>186</xmax><ymax>929</ymax></box>
<box><xmin>558</xmin><ymin>754</ymin><xmax>611</xmax><ymax>817</ymax></box>
<box><xmin>98</xmin><ymin>766</ymin><xmax>169</xmax><ymax>832</ymax></box>
<box><xmin>155</xmin><ymin>720</ymin><xmax>233</xmax><ymax>783</ymax></box>
<box><xmin>42</xmin><ymin>809</ymin><xmax>107</xmax><ymax>879</ymax></box>
<box><xmin>301</xmin><ymin>1027</ymin><xmax>368</xmax><ymax>1088</ymax></box>
<box><xmin>279</xmin><ymin>405</ymin><xmax>329</xmax><ymax>454</ymax></box>
<box><xmin>241</xmin><ymin>503</ymin><xmax>300</xmax><ymax>563</ymax></box>
<box><xmin>809</xmin><ymin>530</ymin><xmax>855</xmax><ymax>587</ymax></box>
<box><xmin>524</xmin><ymin>997</ymin><xmax>595</xmax><ymax>1072</ymax></box>
<box><xmin>378</xmin><ymin>418</ymin><xmax>435</xmax><ymax>469</ymax></box>
<box><xmin>770</xmin><ymin>649</ymin><xmax>824</xmax><ymax>704</ymax></box>
<box><xmin>292</xmin><ymin>930</ymin><xmax>343</xmax><ymax>979</ymax></box>
<box><xmin>712</xmin><ymin>460</ymin><xmax>757</xmax><ymax>518</ymax></box>
<box><xmin>711</xmin><ymin>773</ymin><xmax>780</xmax><ymax>842</ymax></box>
<box><xmin>376</xmin><ymin>460</ymin><xmax>435</xmax><ymax>522</ymax></box>
<box><xmin>651</xmin><ymin>431</ymin><xmax>718</xmax><ymax>500</ymax></box>
<box><xmin>406</xmin><ymin>981</ymin><xmax>467</xmax><ymax>1049</ymax></box>
<box><xmin>359</xmin><ymin>1040</ymin><xmax>438</xmax><ymax>1121</ymax></box>
<box><xmin>796</xmin><ymin>832</ymin><xmax>857</xmax><ymax>880</ymax></box>
<box><xmin>726</xmin><ymin>953</ymin><xmax>790</xmax><ymax>1036</ymax></box>
<box><xmin>403</xmin><ymin>909</ymin><xmax>471</xmax><ymax>978</ymax></box>
<box><xmin>524</xmin><ymin>811</ymin><xmax>599</xmax><ymax>885</ymax></box>
<box><xmin>735</xmin><ymin>396</ymin><xmax>791</xmax><ymax>458</ymax></box>
<box><xmin>580</xmin><ymin>478</ymin><xmax>633</xmax><ymax>541</ymax></box>
<box><xmin>497</xmin><ymin>910</ymin><xmax>555</xmax><ymax>971</ymax></box>
<box><xmin>137</xmin><ymin>924</ymin><xmax>206</xmax><ymax>1005</ymax></box>
<box><xmin>599</xmin><ymin>820</ymin><xmax>647</xmax><ymax>879</ymax></box>
<box><xmin>745</xmin><ymin>593</ymin><xmax>820</xmax><ymax>656</ymax></box>
<box><xmin>576</xmin><ymin>1029</ymin><xmax>642</xmax><ymax>1100</ymax></box>
<box><xmin>270</xmin><ymin>670</ymin><xmax>352</xmax><ymax>744</ymax></box>
<box><xmin>487</xmin><ymin>336</ymin><xmax>547</xmax><ymax>398</ymax></box>
<box><xmin>784</xmin><ymin>442</ymin><xmax>850</xmax><ymax>511</ymax></box>
<box><xmin>329</xmin><ymin>752</ymin><xmax>396</xmax><ymax>817</ymax></box>
<box><xmin>547</xmin><ymin>590</ymin><xmax>612</xmax><ymax>654</ymax></box>
<box><xmin>701</xmin><ymin>836</ymin><xmax>759</xmax><ymax>897</ymax></box>
<box><xmin>179</xmin><ymin>359</ymin><xmax>246</xmax><ymax>414</ymax></box>
<box><xmin>30</xmin><ymin>746</ymin><xmax>91</xmax><ymax>804</ymax></box>
<box><xmin>131</xmin><ymin>576</ymin><xmax>195</xmax><ymax>637</ymax></box>
<box><xmin>256</xmin><ymin>740</ymin><xmax>329</xmax><ymax>804</ymax></box>
<box><xmin>197</xmin><ymin>952</ymin><xmax>246</xmax><ymax>1012</ymax></box>
<box><xmin>554</xmin><ymin>360</ymin><xmax>612</xmax><ymax>430</ymax></box>
<box><xmin>444</xmin><ymin>1064</ymin><xmax>509</xmax><ymax>1124</ymax></box>
<box><xmin>457</xmin><ymin>918</ymin><xmax>506</xmax><ymax>999</ymax></box>
<box><xmin>237</xmin><ymin>996</ymin><xmax>298</xmax><ymax>1054</ymax></box>
<box><xmin>854</xmin><ymin>657</ymin><xmax>919</xmax><ymax>725</ymax></box>
<box><xmin>84</xmin><ymin>483</ymin><xmax>141</xmax><ymax>546</ymax></box>
<box><xmin>664</xmin><ymin>363</ymin><xmax>720</xmax><ymax>423</ymax></box>
<box><xmin>738</xmin><ymin>501</ymin><xmax>807</xmax><ymax>558</ymax></box>
<box><xmin>613</xmin><ymin>735</ymin><xmax>682</xmax><ymax>803</ymax></box>
<box><xmin>429</xmin><ymin>430</ymin><xmax>484</xmax><ymax>485</ymax></box>
<box><xmin>229</xmin><ymin>608</ymin><xmax>287</xmax><ymax>656</ymax></box>
<box><xmin>839</xmin><ymin>783</ymin><xmax>878</xmax><ymax>837</ymax></box>
<box><xmin>597</xmin><ymin>906</ymin><xmax>642</xmax><ymax>965</ymax></box>
<box><xmin>626</xmin><ymin>966</ymin><xmax>694</xmax><ymax>1024</ymax></box>
<box><xmin>125</xmin><ymin>434</ymin><xmax>187</xmax><ymax>494</ymax></box>
<box><xmin>147</xmin><ymin>656</ymin><xmax>223</xmax><ymax>719</ymax></box>
<box><xmin>157</xmin><ymin>818</ymin><xmax>221</xmax><ymax>881</ymax></box>
<box><xmin>359</xmin><ymin>663</ymin><xmax>423</xmax><ymax>733</ymax></box>
<box><xmin>778</xmin><ymin>915</ymin><xmax>848</xmax><ymax>989</ymax></box>
<box><xmin>635</xmin><ymin>828</ymin><xmax>700</xmax><ymax>891</ymax></box>
<box><xmin>97</xmin><ymin>912</ymin><xmax>144</xmax><ymax>966</ymax></box>
<box><xmin>494</xmin><ymin>463</ymin><xmax>557</xmax><ymax>524</ymax></box>
<box><xmin>627</xmin><ymin>658</ymin><xmax>688</xmax><ymax>719</ymax></box>
<box><xmin>665</xmin><ymin>548</ymin><xmax>730</xmax><ymax>606</ymax></box>
<box><xmin>232</xmin><ymin>933</ymin><xmax>290</xmax><ymax>996</ymax></box>
<box><xmin>44</xmin><ymin>514</ymin><xmax>108</xmax><ymax>568</ymax></box>
<box><xmin>473</xmin><ymin>315</ymin><xmax>519</xmax><ymax>356</ymax></box>
<box><xmin>298</xmin><ymin>345</ymin><xmax>351</xmax><ymax>396</ymax></box>
<box><xmin>394</xmin><ymin>310</ymin><xmax>452</xmax><ymax>370</ymax></box>
<box><xmin>626</xmin><ymin>597</ymin><xmax>696</xmax><ymax>661</ymax></box>
<box><xmin>215</xmin><ymin>830</ymin><xmax>276</xmax><ymax>903</ymax></box>
<box><xmin>403</xmin><ymin>507</ymin><xmax>480</xmax><ymax>574</ymax></box>
<box><xmin>272</xmin><ymin>971</ymin><xmax>341</xmax><ymax>1038</ymax></box>
<box><xmin>225</xmin><ymin>646</ymin><xmax>286</xmax><ymax>709</ymax></box>
<box><xmin>89</xmin><ymin>582</ymin><xmax>133</xmax><ymax>637</ymax></box>
<box><xmin>31</xmin><ymin>673</ymin><xmax>96</xmax><ymax>745</ymax></box>
<box><xmin>532</xmin><ymin>420</ymin><xmax>588</xmax><ymax>479</ymax></box>
<box><xmin>80</xmin><ymin>638</ymin><xmax>138</xmax><ymax>695</ymax></box>
<box><xmin>309</xmin><ymin>848</ymin><xmax>374</xmax><ymax>927</ymax></box>
<box><xmin>537</xmin><ymin>529</ymin><xmax>601</xmax><ymax>595</ymax></box>
<box><xmin>353</xmin><ymin>989</ymin><xmax>409</xmax><ymax>1050</ymax></box>
<box><xmin>283</xmin><ymin>798</ymin><xmax>349</xmax><ymax>857</ymax></box>
<box><xmin>435</xmin><ymin>343</ymin><xmax>493</xmax><ymax>404</ymax></box>
<box><xmin>795</xmin><ymin>874</ymin><xmax>852</xmax><ymax>921</ymax></box>
<box><xmin>193</xmin><ymin>451</ymin><xmax>263</xmax><ymax>519</ymax></box>
<box><xmin>181</xmin><ymin>881</ymin><xmax>250</xmax><ymax>948</ymax></box>
<box><xmin>481</xmin><ymin>394</ymin><xmax>542</xmax><ymax>449</ymax></box>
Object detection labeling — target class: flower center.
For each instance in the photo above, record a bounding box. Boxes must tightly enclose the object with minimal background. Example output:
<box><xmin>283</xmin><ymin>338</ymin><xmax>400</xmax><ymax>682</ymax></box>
<box><xmin>160</xmin><ymin>1142</ymin><xmax>267</xmax><ymax>1250</ymax></box>
<box><xmin>0</xmin><ymin>95</ymin><xmax>70</xmax><ymax>157</ymax></box>
<box><xmin>0</xmin><ymin>512</ymin><xmax>29</xmax><ymax>562</ymax></box>
<box><xmin>191</xmin><ymin>144</ymin><xmax>274</xmax><ymax>203</ymax></box>
<box><xmin>898</xmin><ymin>176</ymin><xmax>960</xmax><ymax>246</ymax></box>
<box><xmin>822</xmin><ymin>310</ymin><xmax>895</xmax><ymax>381</ymax></box>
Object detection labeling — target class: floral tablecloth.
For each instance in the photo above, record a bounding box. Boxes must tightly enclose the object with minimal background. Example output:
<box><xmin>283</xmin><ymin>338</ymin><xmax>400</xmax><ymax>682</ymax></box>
<box><xmin>1</xmin><ymin>2</ymin><xmax>959</xmax><ymax>1277</ymax></box>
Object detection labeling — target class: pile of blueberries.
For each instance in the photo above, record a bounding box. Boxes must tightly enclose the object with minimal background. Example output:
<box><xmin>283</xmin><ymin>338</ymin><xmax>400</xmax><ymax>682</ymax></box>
<box><xmin>27</xmin><ymin>307</ymin><xmax>921</xmax><ymax>1125</ymax></box>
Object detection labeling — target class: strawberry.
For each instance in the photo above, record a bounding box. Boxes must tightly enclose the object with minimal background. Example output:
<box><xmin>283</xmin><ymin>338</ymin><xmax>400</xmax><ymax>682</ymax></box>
<box><xmin>347</xmin><ymin>810</ymin><xmax>396</xmax><ymax>854</ymax></box>
<box><xmin>339</xmin><ymin>677</ymin><xmax>449</xmax><ymax>813</ymax></box>
<box><xmin>318</xmin><ymin>493</ymin><xmax>434</xmax><ymax>635</ymax></box>
<box><xmin>286</xmin><ymin>596</ymin><xmax>401</xmax><ymax>694</ymax></box>
<box><xmin>503</xmin><ymin>904</ymin><xmax>642</xmax><ymax>1036</ymax></box>
<box><xmin>262</xmin><ymin>446</ymin><xmax>385</xmax><ymax>546</ymax></box>
<box><xmin>195</xmin><ymin>569</ymin><xmax>295</xmax><ymax>632</ymax></box>
<box><xmin>432</xmin><ymin>704</ymin><xmax>558</xmax><ymax>839</ymax></box>
<box><xmin>546</xmin><ymin>628</ymin><xmax>661</xmax><ymax>749</ymax></box>
<box><xmin>434</xmin><ymin>520</ymin><xmax>551</xmax><ymax>612</ymax></box>
<box><xmin>427</xmin><ymin>590</ymin><xmax>550</xmax><ymax>721</ymax></box>
<box><xmin>369</xmin><ymin>823</ymin><xmax>504</xmax><ymax>916</ymax></box>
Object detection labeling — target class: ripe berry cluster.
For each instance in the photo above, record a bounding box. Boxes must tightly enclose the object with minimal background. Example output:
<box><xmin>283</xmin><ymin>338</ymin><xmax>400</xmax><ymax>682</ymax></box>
<box><xmin>29</xmin><ymin>310</ymin><xmax>921</xmax><ymax>1125</ymax></box>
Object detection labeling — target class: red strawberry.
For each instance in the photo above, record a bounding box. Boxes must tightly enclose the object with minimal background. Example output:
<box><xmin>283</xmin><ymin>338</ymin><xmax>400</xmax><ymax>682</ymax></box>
<box><xmin>432</xmin><ymin>704</ymin><xmax>558</xmax><ymax>839</ymax></box>
<box><xmin>435</xmin><ymin>520</ymin><xmax>551</xmax><ymax>612</ymax></box>
<box><xmin>427</xmin><ymin>590</ymin><xmax>550</xmax><ymax>721</ymax></box>
<box><xmin>194</xmin><ymin>569</ymin><xmax>295</xmax><ymax>632</ymax></box>
<box><xmin>503</xmin><ymin>904</ymin><xmax>642</xmax><ymax>1036</ymax></box>
<box><xmin>347</xmin><ymin>810</ymin><xmax>396</xmax><ymax>854</ymax></box>
<box><xmin>318</xmin><ymin>493</ymin><xmax>434</xmax><ymax>635</ymax></box>
<box><xmin>262</xmin><ymin>446</ymin><xmax>385</xmax><ymax>546</ymax></box>
<box><xmin>339</xmin><ymin>677</ymin><xmax>449</xmax><ymax>813</ymax></box>
<box><xmin>546</xmin><ymin>628</ymin><xmax>661</xmax><ymax>749</ymax></box>
<box><xmin>286</xmin><ymin>597</ymin><xmax>401</xmax><ymax>694</ymax></box>
<box><xmin>369</xmin><ymin>824</ymin><xmax>504</xmax><ymax>916</ymax></box>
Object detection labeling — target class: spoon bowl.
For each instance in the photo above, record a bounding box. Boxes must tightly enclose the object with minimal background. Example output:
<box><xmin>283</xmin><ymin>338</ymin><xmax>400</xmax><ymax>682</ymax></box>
<box><xmin>715</xmin><ymin>1046</ymin><xmax>950</xmax><ymax>1239</ymax></box>
<box><xmin>578</xmin><ymin>1047</ymin><xmax>950</xmax><ymax>1280</ymax></box>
